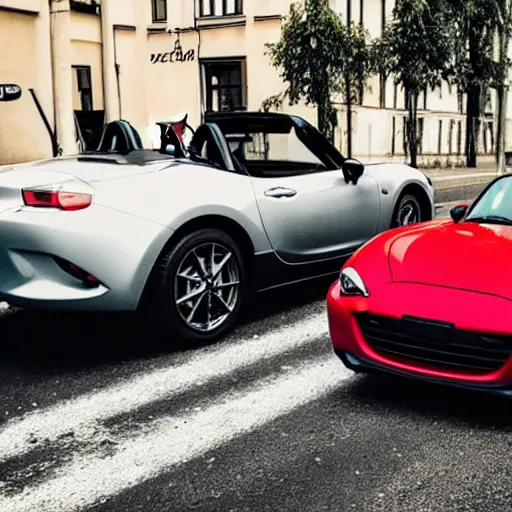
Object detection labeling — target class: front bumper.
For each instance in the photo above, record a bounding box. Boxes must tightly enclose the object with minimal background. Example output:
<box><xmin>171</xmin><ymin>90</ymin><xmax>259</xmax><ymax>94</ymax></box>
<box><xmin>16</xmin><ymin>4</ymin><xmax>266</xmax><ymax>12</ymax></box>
<box><xmin>327</xmin><ymin>280</ymin><xmax>512</xmax><ymax>388</ymax></box>
<box><xmin>334</xmin><ymin>350</ymin><xmax>512</xmax><ymax>398</ymax></box>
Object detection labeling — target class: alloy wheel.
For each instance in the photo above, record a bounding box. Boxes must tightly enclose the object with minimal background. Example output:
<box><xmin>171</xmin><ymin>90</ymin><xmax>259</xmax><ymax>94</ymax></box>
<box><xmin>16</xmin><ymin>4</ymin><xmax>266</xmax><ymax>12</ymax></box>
<box><xmin>397</xmin><ymin>198</ymin><xmax>421</xmax><ymax>226</ymax></box>
<box><xmin>174</xmin><ymin>242</ymin><xmax>240</xmax><ymax>333</ymax></box>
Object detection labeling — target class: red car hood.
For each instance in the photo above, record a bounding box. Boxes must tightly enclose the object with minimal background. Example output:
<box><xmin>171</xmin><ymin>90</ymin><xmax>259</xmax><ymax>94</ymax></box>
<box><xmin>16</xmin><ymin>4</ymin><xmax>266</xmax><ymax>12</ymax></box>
<box><xmin>388</xmin><ymin>220</ymin><xmax>512</xmax><ymax>299</ymax></box>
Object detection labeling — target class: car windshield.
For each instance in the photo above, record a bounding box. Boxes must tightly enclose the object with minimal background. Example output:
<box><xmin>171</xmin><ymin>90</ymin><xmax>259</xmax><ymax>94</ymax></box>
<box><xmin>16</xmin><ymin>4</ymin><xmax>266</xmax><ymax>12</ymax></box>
<box><xmin>226</xmin><ymin>127</ymin><xmax>323</xmax><ymax>165</ymax></box>
<box><xmin>466</xmin><ymin>176</ymin><xmax>512</xmax><ymax>224</ymax></box>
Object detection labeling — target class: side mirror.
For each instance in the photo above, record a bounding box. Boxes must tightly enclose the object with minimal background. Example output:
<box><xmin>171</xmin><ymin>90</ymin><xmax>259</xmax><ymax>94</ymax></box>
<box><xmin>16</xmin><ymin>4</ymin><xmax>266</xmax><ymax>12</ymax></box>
<box><xmin>450</xmin><ymin>204</ymin><xmax>469</xmax><ymax>223</ymax></box>
<box><xmin>342</xmin><ymin>158</ymin><xmax>365</xmax><ymax>185</ymax></box>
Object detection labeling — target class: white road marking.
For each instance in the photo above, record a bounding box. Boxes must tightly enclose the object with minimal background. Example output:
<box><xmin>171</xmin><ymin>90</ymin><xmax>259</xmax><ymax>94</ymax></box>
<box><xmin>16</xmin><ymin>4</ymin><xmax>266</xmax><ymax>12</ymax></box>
<box><xmin>0</xmin><ymin>356</ymin><xmax>351</xmax><ymax>512</ymax></box>
<box><xmin>0</xmin><ymin>311</ymin><xmax>330</xmax><ymax>462</ymax></box>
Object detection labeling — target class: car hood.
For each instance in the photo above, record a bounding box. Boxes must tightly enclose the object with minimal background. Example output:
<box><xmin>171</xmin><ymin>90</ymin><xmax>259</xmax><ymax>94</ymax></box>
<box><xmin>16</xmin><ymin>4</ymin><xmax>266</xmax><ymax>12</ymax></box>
<box><xmin>388</xmin><ymin>220</ymin><xmax>512</xmax><ymax>298</ymax></box>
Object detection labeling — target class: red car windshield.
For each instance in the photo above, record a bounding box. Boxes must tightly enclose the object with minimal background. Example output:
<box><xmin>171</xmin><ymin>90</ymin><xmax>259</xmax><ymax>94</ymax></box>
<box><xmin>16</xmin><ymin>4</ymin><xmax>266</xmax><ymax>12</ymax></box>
<box><xmin>466</xmin><ymin>177</ymin><xmax>512</xmax><ymax>224</ymax></box>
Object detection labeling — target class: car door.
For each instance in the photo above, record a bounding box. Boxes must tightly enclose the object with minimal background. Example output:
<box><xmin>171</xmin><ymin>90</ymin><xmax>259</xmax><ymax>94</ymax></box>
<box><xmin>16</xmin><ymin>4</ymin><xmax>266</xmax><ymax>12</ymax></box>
<box><xmin>250</xmin><ymin>168</ymin><xmax>381</xmax><ymax>264</ymax></box>
<box><xmin>196</xmin><ymin>115</ymin><xmax>381</xmax><ymax>265</ymax></box>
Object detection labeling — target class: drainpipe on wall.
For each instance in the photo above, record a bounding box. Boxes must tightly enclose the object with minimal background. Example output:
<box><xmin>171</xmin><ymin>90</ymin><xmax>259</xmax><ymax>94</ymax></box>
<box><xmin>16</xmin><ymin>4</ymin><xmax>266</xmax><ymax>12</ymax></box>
<box><xmin>193</xmin><ymin>0</ymin><xmax>204</xmax><ymax>124</ymax></box>
<box><xmin>49</xmin><ymin>0</ymin><xmax>77</xmax><ymax>155</ymax></box>
<box><xmin>35</xmin><ymin>0</ymin><xmax>57</xmax><ymax>155</ymax></box>
<box><xmin>100</xmin><ymin>0</ymin><xmax>120</xmax><ymax>123</ymax></box>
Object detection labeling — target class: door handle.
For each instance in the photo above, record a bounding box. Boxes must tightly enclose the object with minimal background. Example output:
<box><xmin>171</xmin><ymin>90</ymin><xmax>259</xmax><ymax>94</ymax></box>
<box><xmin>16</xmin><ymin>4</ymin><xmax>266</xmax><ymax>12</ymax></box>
<box><xmin>264</xmin><ymin>187</ymin><xmax>297</xmax><ymax>198</ymax></box>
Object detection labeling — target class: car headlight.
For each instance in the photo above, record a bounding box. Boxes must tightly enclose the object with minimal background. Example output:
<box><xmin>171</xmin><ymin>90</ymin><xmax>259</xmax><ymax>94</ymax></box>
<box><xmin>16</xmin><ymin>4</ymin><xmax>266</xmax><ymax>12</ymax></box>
<box><xmin>339</xmin><ymin>267</ymin><xmax>369</xmax><ymax>297</ymax></box>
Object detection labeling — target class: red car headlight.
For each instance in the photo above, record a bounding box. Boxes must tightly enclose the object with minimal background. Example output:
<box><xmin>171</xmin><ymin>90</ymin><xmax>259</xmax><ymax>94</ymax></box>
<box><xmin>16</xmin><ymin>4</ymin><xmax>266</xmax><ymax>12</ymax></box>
<box><xmin>340</xmin><ymin>267</ymin><xmax>370</xmax><ymax>297</ymax></box>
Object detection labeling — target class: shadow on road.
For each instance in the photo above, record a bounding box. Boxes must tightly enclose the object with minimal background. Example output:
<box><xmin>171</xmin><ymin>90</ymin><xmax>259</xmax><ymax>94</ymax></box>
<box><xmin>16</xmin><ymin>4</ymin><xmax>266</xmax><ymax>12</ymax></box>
<box><xmin>247</xmin><ymin>275</ymin><xmax>335</xmax><ymax>321</ymax></box>
<box><xmin>0</xmin><ymin>275</ymin><xmax>335</xmax><ymax>371</ymax></box>
<box><xmin>345</xmin><ymin>372</ymin><xmax>512</xmax><ymax>425</ymax></box>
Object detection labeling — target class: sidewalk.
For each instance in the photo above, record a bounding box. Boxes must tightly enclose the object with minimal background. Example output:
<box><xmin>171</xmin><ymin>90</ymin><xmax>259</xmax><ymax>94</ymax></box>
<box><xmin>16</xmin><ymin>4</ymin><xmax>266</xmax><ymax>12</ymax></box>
<box><xmin>424</xmin><ymin>163</ymin><xmax>503</xmax><ymax>192</ymax></box>
<box><xmin>425</xmin><ymin>166</ymin><xmax>498</xmax><ymax>180</ymax></box>
<box><xmin>422</xmin><ymin>158</ymin><xmax>500</xmax><ymax>177</ymax></box>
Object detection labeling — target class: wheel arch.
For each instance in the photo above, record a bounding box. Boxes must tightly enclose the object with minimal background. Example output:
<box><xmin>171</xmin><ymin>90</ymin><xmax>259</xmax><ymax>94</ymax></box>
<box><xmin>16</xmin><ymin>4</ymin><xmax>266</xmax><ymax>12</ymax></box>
<box><xmin>137</xmin><ymin>214</ymin><xmax>256</xmax><ymax>309</ymax></box>
<box><xmin>393</xmin><ymin>182</ymin><xmax>434</xmax><ymax>225</ymax></box>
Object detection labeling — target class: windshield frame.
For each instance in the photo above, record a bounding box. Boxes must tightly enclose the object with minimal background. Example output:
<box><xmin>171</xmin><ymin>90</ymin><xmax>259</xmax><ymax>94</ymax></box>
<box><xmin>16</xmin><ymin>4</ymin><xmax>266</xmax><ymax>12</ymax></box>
<box><xmin>464</xmin><ymin>175</ymin><xmax>512</xmax><ymax>224</ymax></box>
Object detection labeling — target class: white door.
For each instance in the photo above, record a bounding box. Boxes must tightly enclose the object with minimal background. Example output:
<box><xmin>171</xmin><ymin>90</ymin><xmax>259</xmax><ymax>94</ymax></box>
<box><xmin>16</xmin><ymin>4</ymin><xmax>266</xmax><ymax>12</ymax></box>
<box><xmin>251</xmin><ymin>168</ymin><xmax>381</xmax><ymax>264</ymax></box>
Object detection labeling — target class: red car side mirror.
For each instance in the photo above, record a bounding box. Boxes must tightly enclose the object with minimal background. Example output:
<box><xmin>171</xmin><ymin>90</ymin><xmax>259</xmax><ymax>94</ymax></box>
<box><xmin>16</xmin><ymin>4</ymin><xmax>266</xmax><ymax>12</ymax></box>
<box><xmin>450</xmin><ymin>204</ymin><xmax>469</xmax><ymax>224</ymax></box>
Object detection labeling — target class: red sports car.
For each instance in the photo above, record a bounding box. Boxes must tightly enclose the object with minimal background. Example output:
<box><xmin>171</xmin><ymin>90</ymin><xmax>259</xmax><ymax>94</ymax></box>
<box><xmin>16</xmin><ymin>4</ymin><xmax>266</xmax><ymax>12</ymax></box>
<box><xmin>327</xmin><ymin>174</ymin><xmax>512</xmax><ymax>396</ymax></box>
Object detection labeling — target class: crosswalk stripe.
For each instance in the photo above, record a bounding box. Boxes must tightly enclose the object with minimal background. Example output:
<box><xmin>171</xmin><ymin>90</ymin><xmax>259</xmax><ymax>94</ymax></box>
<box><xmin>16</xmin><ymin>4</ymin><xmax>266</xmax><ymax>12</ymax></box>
<box><xmin>0</xmin><ymin>355</ymin><xmax>351</xmax><ymax>512</ymax></box>
<box><xmin>0</xmin><ymin>311</ymin><xmax>330</xmax><ymax>463</ymax></box>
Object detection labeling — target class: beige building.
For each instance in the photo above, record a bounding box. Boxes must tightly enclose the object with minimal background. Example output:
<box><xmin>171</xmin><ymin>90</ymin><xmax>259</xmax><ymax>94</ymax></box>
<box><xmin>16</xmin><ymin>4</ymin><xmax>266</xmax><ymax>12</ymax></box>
<box><xmin>0</xmin><ymin>0</ymin><xmax>508</xmax><ymax>166</ymax></box>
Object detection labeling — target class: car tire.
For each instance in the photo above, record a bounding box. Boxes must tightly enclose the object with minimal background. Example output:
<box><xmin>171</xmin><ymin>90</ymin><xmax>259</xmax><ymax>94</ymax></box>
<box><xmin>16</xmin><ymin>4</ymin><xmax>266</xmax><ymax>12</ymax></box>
<box><xmin>392</xmin><ymin>193</ymin><xmax>422</xmax><ymax>228</ymax></box>
<box><xmin>141</xmin><ymin>228</ymin><xmax>248</xmax><ymax>348</ymax></box>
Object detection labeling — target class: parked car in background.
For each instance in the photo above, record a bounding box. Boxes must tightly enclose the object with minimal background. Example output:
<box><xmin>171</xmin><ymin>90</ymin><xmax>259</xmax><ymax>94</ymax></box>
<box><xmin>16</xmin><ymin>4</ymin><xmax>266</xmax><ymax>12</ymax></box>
<box><xmin>0</xmin><ymin>112</ymin><xmax>433</xmax><ymax>346</ymax></box>
<box><xmin>328</xmin><ymin>174</ymin><xmax>512</xmax><ymax>396</ymax></box>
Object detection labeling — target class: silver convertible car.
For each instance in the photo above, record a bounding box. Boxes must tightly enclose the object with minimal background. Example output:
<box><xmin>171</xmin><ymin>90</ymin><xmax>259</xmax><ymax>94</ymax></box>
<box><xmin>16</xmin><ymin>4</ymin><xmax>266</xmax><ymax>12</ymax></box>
<box><xmin>0</xmin><ymin>112</ymin><xmax>434</xmax><ymax>345</ymax></box>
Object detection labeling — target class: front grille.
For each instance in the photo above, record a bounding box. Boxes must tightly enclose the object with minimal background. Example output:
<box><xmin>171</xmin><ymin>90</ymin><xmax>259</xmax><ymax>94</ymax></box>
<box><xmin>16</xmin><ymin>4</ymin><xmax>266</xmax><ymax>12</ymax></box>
<box><xmin>357</xmin><ymin>313</ymin><xmax>512</xmax><ymax>374</ymax></box>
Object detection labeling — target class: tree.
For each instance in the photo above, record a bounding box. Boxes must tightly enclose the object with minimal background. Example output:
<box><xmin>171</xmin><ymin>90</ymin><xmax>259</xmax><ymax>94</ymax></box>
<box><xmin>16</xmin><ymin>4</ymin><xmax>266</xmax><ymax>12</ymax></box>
<box><xmin>489</xmin><ymin>0</ymin><xmax>512</xmax><ymax>174</ymax></box>
<box><xmin>374</xmin><ymin>0</ymin><xmax>454</xmax><ymax>168</ymax></box>
<box><xmin>446</xmin><ymin>0</ymin><xmax>500</xmax><ymax>168</ymax></box>
<box><xmin>265</xmin><ymin>0</ymin><xmax>375</xmax><ymax>146</ymax></box>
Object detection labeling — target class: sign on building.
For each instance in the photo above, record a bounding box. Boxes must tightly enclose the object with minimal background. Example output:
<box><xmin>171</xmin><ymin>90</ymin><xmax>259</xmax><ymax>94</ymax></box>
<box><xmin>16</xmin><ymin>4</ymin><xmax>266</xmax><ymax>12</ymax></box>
<box><xmin>0</xmin><ymin>85</ymin><xmax>22</xmax><ymax>102</ymax></box>
<box><xmin>150</xmin><ymin>40</ymin><xmax>195</xmax><ymax>64</ymax></box>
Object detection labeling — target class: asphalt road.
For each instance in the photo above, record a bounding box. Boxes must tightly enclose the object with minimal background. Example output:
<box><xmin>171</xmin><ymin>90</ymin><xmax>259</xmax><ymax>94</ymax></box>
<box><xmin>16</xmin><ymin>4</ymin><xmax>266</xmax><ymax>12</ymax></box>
<box><xmin>434</xmin><ymin>182</ymin><xmax>487</xmax><ymax>205</ymax></box>
<box><xmin>0</xmin><ymin>188</ymin><xmax>509</xmax><ymax>512</ymax></box>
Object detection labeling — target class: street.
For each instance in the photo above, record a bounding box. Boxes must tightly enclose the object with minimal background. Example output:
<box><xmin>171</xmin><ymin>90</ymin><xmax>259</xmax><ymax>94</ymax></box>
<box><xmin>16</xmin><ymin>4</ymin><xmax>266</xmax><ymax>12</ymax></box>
<box><xmin>2</xmin><ymin>0</ymin><xmax>511</xmax><ymax>507</ymax></box>
<box><xmin>0</xmin><ymin>187</ymin><xmax>510</xmax><ymax>512</ymax></box>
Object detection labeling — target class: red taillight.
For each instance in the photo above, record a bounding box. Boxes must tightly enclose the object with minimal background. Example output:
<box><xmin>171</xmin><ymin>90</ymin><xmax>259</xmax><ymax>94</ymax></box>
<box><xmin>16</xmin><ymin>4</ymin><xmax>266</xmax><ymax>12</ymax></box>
<box><xmin>22</xmin><ymin>189</ymin><xmax>92</xmax><ymax>211</ymax></box>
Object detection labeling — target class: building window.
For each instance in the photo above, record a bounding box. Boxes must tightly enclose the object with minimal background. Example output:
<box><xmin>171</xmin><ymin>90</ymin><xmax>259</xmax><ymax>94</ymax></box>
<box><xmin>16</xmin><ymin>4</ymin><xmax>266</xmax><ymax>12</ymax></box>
<box><xmin>379</xmin><ymin>74</ymin><xmax>386</xmax><ymax>108</ymax></box>
<box><xmin>199</xmin><ymin>0</ymin><xmax>243</xmax><ymax>17</ymax></box>
<box><xmin>457</xmin><ymin>88</ymin><xmax>464</xmax><ymax>114</ymax></box>
<box><xmin>438</xmin><ymin>120</ymin><xmax>443</xmax><ymax>154</ymax></box>
<box><xmin>357</xmin><ymin>79</ymin><xmax>364</xmax><ymax>105</ymax></box>
<box><xmin>418</xmin><ymin>117</ymin><xmax>424</xmax><ymax>154</ymax></box>
<box><xmin>457</xmin><ymin>120</ymin><xmax>462</xmax><ymax>155</ymax></box>
<box><xmin>70</xmin><ymin>0</ymin><xmax>99</xmax><ymax>15</ymax></box>
<box><xmin>152</xmin><ymin>0</ymin><xmax>167</xmax><ymax>23</ymax></box>
<box><xmin>448</xmin><ymin>119</ymin><xmax>454</xmax><ymax>154</ymax></box>
<box><xmin>484</xmin><ymin>90</ymin><xmax>492</xmax><ymax>113</ymax></box>
<box><xmin>203</xmin><ymin>59</ymin><xmax>246</xmax><ymax>112</ymax></box>
<box><xmin>74</xmin><ymin>66</ymin><xmax>93</xmax><ymax>112</ymax></box>
<box><xmin>483</xmin><ymin>121</ymin><xmax>494</xmax><ymax>154</ymax></box>
<box><xmin>391</xmin><ymin>116</ymin><xmax>396</xmax><ymax>155</ymax></box>
<box><xmin>402</xmin><ymin>116</ymin><xmax>407</xmax><ymax>155</ymax></box>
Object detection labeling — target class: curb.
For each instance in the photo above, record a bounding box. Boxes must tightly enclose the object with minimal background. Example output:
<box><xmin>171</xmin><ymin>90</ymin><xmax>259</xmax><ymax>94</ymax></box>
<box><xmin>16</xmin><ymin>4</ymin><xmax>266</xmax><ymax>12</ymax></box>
<box><xmin>433</xmin><ymin>176</ymin><xmax>493</xmax><ymax>192</ymax></box>
<box><xmin>435</xmin><ymin>199</ymin><xmax>472</xmax><ymax>210</ymax></box>
<box><xmin>430</xmin><ymin>172</ymin><xmax>495</xmax><ymax>182</ymax></box>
